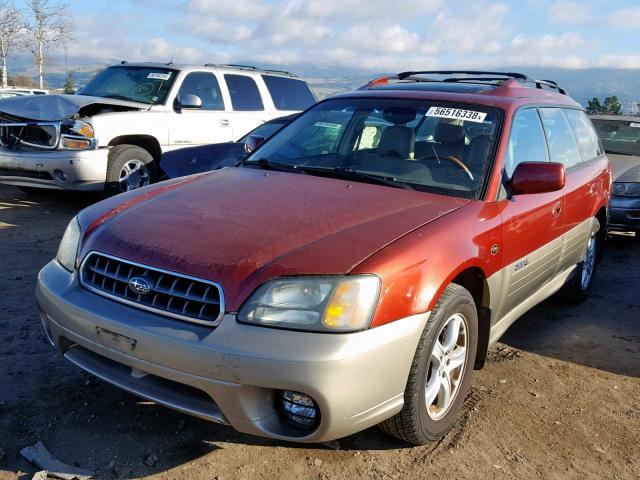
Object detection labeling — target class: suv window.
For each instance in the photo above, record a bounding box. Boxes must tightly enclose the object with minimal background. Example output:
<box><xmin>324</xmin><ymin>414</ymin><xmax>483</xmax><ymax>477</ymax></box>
<box><xmin>564</xmin><ymin>109</ymin><xmax>603</xmax><ymax>161</ymax></box>
<box><xmin>539</xmin><ymin>108</ymin><xmax>582</xmax><ymax>169</ymax></box>
<box><xmin>592</xmin><ymin>118</ymin><xmax>640</xmax><ymax>157</ymax></box>
<box><xmin>225</xmin><ymin>74</ymin><xmax>264</xmax><ymax>111</ymax></box>
<box><xmin>179</xmin><ymin>72</ymin><xmax>224</xmax><ymax>110</ymax></box>
<box><xmin>261</xmin><ymin>75</ymin><xmax>316</xmax><ymax>111</ymax></box>
<box><xmin>504</xmin><ymin>108</ymin><xmax>549</xmax><ymax>178</ymax></box>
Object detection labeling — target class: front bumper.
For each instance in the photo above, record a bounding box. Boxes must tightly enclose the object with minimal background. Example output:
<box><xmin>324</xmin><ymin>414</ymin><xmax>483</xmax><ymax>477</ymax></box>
<box><xmin>0</xmin><ymin>146</ymin><xmax>107</xmax><ymax>191</ymax></box>
<box><xmin>36</xmin><ymin>260</ymin><xmax>428</xmax><ymax>442</ymax></box>
<box><xmin>608</xmin><ymin>195</ymin><xmax>640</xmax><ymax>233</ymax></box>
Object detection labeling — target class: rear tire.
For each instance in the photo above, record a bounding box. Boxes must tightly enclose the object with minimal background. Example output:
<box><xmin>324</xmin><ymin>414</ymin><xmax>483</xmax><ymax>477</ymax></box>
<box><xmin>558</xmin><ymin>218</ymin><xmax>601</xmax><ymax>304</ymax></box>
<box><xmin>104</xmin><ymin>145</ymin><xmax>159</xmax><ymax>197</ymax></box>
<box><xmin>379</xmin><ymin>284</ymin><xmax>478</xmax><ymax>445</ymax></box>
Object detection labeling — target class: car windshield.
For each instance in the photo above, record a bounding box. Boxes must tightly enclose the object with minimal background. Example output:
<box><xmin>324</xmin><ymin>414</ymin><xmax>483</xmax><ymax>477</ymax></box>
<box><xmin>244</xmin><ymin>98</ymin><xmax>501</xmax><ymax>199</ymax></box>
<box><xmin>592</xmin><ymin>119</ymin><xmax>640</xmax><ymax>157</ymax></box>
<box><xmin>77</xmin><ymin>66</ymin><xmax>178</xmax><ymax>105</ymax></box>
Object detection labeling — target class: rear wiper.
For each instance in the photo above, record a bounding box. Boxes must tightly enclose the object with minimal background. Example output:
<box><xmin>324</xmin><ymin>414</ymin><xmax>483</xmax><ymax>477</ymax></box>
<box><xmin>298</xmin><ymin>165</ymin><xmax>414</xmax><ymax>190</ymax></box>
<box><xmin>242</xmin><ymin>158</ymin><xmax>307</xmax><ymax>174</ymax></box>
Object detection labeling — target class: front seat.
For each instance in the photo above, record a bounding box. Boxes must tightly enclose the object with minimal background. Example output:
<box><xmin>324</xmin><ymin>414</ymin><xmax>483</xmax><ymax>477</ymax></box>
<box><xmin>432</xmin><ymin>123</ymin><xmax>466</xmax><ymax>159</ymax></box>
<box><xmin>377</xmin><ymin>126</ymin><xmax>415</xmax><ymax>159</ymax></box>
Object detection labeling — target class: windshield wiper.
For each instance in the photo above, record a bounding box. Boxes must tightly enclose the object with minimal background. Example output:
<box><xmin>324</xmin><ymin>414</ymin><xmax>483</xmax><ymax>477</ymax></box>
<box><xmin>295</xmin><ymin>165</ymin><xmax>414</xmax><ymax>190</ymax></box>
<box><xmin>242</xmin><ymin>158</ymin><xmax>307</xmax><ymax>174</ymax></box>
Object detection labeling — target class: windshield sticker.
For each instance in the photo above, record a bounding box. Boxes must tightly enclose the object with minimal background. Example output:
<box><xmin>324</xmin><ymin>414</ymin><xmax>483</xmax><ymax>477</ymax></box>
<box><xmin>630</xmin><ymin>122</ymin><xmax>640</xmax><ymax>128</ymax></box>
<box><xmin>426</xmin><ymin>107</ymin><xmax>487</xmax><ymax>123</ymax></box>
<box><xmin>314</xmin><ymin>122</ymin><xmax>342</xmax><ymax>129</ymax></box>
<box><xmin>147</xmin><ymin>72</ymin><xmax>172</xmax><ymax>81</ymax></box>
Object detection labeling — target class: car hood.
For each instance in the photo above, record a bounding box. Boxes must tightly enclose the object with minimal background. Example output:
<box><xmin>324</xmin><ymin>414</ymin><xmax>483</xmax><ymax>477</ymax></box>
<box><xmin>608</xmin><ymin>153</ymin><xmax>640</xmax><ymax>183</ymax></box>
<box><xmin>79</xmin><ymin>167</ymin><xmax>469</xmax><ymax>310</ymax></box>
<box><xmin>0</xmin><ymin>94</ymin><xmax>148</xmax><ymax>121</ymax></box>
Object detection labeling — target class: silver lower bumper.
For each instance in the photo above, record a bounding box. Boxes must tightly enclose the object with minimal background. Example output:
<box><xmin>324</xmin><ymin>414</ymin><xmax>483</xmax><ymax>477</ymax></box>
<box><xmin>36</xmin><ymin>260</ymin><xmax>428</xmax><ymax>442</ymax></box>
<box><xmin>0</xmin><ymin>147</ymin><xmax>108</xmax><ymax>191</ymax></box>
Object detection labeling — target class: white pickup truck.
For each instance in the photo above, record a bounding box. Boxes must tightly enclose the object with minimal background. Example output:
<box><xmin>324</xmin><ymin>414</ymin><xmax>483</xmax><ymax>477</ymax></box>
<box><xmin>0</xmin><ymin>63</ymin><xmax>316</xmax><ymax>195</ymax></box>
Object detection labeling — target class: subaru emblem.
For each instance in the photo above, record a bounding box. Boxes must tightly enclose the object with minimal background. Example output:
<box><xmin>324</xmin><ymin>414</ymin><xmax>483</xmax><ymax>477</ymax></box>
<box><xmin>128</xmin><ymin>277</ymin><xmax>151</xmax><ymax>295</ymax></box>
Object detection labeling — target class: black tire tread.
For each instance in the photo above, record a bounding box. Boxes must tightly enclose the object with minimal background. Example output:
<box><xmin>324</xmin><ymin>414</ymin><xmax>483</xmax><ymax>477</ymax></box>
<box><xmin>104</xmin><ymin>144</ymin><xmax>157</xmax><ymax>197</ymax></box>
<box><xmin>379</xmin><ymin>283</ymin><xmax>471</xmax><ymax>445</ymax></box>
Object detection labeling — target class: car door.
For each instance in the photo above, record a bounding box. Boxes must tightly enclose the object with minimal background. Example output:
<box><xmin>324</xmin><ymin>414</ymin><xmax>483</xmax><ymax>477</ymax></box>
<box><xmin>223</xmin><ymin>74</ymin><xmax>269</xmax><ymax>139</ymax></box>
<box><xmin>494</xmin><ymin>107</ymin><xmax>565</xmax><ymax>319</ymax></box>
<box><xmin>557</xmin><ymin>108</ymin><xmax>606</xmax><ymax>268</ymax></box>
<box><xmin>167</xmin><ymin>71</ymin><xmax>233</xmax><ymax>148</ymax></box>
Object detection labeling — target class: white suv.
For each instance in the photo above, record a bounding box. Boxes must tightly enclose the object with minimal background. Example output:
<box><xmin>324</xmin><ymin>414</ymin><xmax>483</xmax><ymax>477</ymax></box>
<box><xmin>0</xmin><ymin>63</ymin><xmax>316</xmax><ymax>194</ymax></box>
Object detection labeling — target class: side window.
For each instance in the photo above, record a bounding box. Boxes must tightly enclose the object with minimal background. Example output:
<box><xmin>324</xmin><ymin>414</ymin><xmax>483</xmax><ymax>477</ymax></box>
<box><xmin>224</xmin><ymin>74</ymin><xmax>264</xmax><ymax>111</ymax></box>
<box><xmin>538</xmin><ymin>108</ymin><xmax>582</xmax><ymax>169</ymax></box>
<box><xmin>564</xmin><ymin>109</ymin><xmax>604</xmax><ymax>161</ymax></box>
<box><xmin>504</xmin><ymin>108</ymin><xmax>549</xmax><ymax>178</ymax></box>
<box><xmin>178</xmin><ymin>72</ymin><xmax>224</xmax><ymax>111</ymax></box>
<box><xmin>261</xmin><ymin>75</ymin><xmax>316</xmax><ymax>110</ymax></box>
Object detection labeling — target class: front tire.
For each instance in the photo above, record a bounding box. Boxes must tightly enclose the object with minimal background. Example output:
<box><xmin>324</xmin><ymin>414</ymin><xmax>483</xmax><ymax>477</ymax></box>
<box><xmin>104</xmin><ymin>145</ymin><xmax>159</xmax><ymax>197</ymax></box>
<box><xmin>558</xmin><ymin>218</ymin><xmax>601</xmax><ymax>304</ymax></box>
<box><xmin>379</xmin><ymin>284</ymin><xmax>478</xmax><ymax>445</ymax></box>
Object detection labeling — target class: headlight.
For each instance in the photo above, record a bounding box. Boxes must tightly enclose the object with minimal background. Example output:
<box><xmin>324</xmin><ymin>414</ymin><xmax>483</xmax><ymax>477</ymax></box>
<box><xmin>56</xmin><ymin>216</ymin><xmax>81</xmax><ymax>272</ymax></box>
<box><xmin>612</xmin><ymin>182</ymin><xmax>640</xmax><ymax>197</ymax></box>
<box><xmin>60</xmin><ymin>120</ymin><xmax>95</xmax><ymax>150</ymax></box>
<box><xmin>63</xmin><ymin>119</ymin><xmax>95</xmax><ymax>138</ymax></box>
<box><xmin>238</xmin><ymin>275</ymin><xmax>380</xmax><ymax>332</ymax></box>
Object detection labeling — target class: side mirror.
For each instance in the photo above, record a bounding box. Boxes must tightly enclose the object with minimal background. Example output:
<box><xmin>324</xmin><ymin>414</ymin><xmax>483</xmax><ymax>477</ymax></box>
<box><xmin>176</xmin><ymin>93</ymin><xmax>202</xmax><ymax>110</ymax></box>
<box><xmin>509</xmin><ymin>162</ymin><xmax>565</xmax><ymax>195</ymax></box>
<box><xmin>245</xmin><ymin>135</ymin><xmax>265</xmax><ymax>154</ymax></box>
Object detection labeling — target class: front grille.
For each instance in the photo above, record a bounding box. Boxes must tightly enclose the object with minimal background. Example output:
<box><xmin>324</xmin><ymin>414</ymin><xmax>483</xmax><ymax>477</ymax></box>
<box><xmin>0</xmin><ymin>168</ymin><xmax>53</xmax><ymax>180</ymax></box>
<box><xmin>79</xmin><ymin>252</ymin><xmax>224</xmax><ymax>326</ymax></box>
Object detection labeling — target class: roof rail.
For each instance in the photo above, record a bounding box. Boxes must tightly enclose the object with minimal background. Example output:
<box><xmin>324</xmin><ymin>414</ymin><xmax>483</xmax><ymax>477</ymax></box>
<box><xmin>203</xmin><ymin>64</ymin><xmax>297</xmax><ymax>77</ymax></box>
<box><xmin>360</xmin><ymin>70</ymin><xmax>568</xmax><ymax>95</ymax></box>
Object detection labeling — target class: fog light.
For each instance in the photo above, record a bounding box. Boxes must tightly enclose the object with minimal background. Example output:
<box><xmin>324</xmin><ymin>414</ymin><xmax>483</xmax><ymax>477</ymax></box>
<box><xmin>280</xmin><ymin>391</ymin><xmax>319</xmax><ymax>429</ymax></box>
<box><xmin>53</xmin><ymin>169</ymin><xmax>68</xmax><ymax>181</ymax></box>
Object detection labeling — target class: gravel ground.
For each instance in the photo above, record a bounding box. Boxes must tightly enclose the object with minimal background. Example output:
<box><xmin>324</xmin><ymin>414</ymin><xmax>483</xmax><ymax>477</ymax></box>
<box><xmin>0</xmin><ymin>184</ymin><xmax>638</xmax><ymax>480</ymax></box>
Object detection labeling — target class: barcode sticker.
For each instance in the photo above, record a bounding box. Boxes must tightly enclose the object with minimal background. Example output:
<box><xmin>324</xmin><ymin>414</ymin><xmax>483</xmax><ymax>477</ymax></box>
<box><xmin>426</xmin><ymin>107</ymin><xmax>487</xmax><ymax>123</ymax></box>
<box><xmin>147</xmin><ymin>72</ymin><xmax>172</xmax><ymax>80</ymax></box>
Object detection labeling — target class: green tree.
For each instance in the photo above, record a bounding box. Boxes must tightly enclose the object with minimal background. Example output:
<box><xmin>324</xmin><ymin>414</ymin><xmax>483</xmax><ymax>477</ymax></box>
<box><xmin>586</xmin><ymin>96</ymin><xmax>623</xmax><ymax>115</ymax></box>
<box><xmin>602</xmin><ymin>96</ymin><xmax>622</xmax><ymax>115</ymax></box>
<box><xmin>62</xmin><ymin>71</ymin><xmax>75</xmax><ymax>93</ymax></box>
<box><xmin>586</xmin><ymin>97</ymin><xmax>603</xmax><ymax>114</ymax></box>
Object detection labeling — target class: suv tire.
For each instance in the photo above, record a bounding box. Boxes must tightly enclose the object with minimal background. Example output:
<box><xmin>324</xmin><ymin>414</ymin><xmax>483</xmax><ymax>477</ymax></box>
<box><xmin>558</xmin><ymin>218</ymin><xmax>601</xmax><ymax>303</ymax></box>
<box><xmin>379</xmin><ymin>283</ymin><xmax>478</xmax><ymax>445</ymax></box>
<box><xmin>104</xmin><ymin>145</ymin><xmax>159</xmax><ymax>197</ymax></box>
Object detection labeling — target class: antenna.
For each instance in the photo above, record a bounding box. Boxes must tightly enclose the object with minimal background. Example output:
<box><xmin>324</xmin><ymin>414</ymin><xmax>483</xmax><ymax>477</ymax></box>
<box><xmin>167</xmin><ymin>57</ymin><xmax>174</xmax><ymax>66</ymax></box>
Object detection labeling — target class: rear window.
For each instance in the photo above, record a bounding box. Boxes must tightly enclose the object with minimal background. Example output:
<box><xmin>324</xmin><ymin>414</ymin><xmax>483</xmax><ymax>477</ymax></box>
<box><xmin>592</xmin><ymin>119</ymin><xmax>640</xmax><ymax>157</ymax></box>
<box><xmin>564</xmin><ymin>109</ymin><xmax>603</xmax><ymax>162</ymax></box>
<box><xmin>539</xmin><ymin>108</ymin><xmax>582</xmax><ymax>169</ymax></box>
<box><xmin>261</xmin><ymin>75</ymin><xmax>316</xmax><ymax>111</ymax></box>
<box><xmin>224</xmin><ymin>74</ymin><xmax>264</xmax><ymax>111</ymax></box>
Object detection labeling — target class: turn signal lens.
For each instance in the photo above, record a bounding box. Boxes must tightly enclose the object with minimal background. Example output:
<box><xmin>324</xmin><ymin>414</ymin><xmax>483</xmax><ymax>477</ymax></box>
<box><xmin>61</xmin><ymin>137</ymin><xmax>92</xmax><ymax>150</ymax></box>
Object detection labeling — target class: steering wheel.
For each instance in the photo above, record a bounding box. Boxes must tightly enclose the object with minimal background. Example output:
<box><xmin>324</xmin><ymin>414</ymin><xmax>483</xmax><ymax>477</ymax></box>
<box><xmin>417</xmin><ymin>154</ymin><xmax>474</xmax><ymax>181</ymax></box>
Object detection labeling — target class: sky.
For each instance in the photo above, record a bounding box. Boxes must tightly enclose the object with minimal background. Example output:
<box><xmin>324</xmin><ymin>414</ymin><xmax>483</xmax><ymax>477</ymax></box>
<box><xmin>13</xmin><ymin>0</ymin><xmax>640</xmax><ymax>76</ymax></box>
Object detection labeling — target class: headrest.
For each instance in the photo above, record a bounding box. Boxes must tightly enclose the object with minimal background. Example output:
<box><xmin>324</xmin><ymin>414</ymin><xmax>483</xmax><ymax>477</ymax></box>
<box><xmin>382</xmin><ymin>107</ymin><xmax>416</xmax><ymax>125</ymax></box>
<box><xmin>377</xmin><ymin>126</ymin><xmax>415</xmax><ymax>158</ymax></box>
<box><xmin>434</xmin><ymin>123</ymin><xmax>465</xmax><ymax>145</ymax></box>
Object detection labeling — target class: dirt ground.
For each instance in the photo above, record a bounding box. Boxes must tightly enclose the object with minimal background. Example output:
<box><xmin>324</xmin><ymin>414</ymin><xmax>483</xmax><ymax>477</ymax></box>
<box><xmin>0</xmin><ymin>184</ymin><xmax>638</xmax><ymax>480</ymax></box>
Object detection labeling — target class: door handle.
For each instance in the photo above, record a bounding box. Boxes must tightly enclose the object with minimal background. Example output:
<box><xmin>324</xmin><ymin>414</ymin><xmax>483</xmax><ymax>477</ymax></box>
<box><xmin>552</xmin><ymin>201</ymin><xmax>562</xmax><ymax>217</ymax></box>
<box><xmin>220</xmin><ymin>119</ymin><xmax>230</xmax><ymax>127</ymax></box>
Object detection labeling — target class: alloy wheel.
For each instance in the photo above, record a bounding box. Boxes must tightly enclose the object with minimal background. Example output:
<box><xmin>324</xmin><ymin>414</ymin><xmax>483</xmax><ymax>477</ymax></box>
<box><xmin>119</xmin><ymin>159</ymin><xmax>150</xmax><ymax>192</ymax></box>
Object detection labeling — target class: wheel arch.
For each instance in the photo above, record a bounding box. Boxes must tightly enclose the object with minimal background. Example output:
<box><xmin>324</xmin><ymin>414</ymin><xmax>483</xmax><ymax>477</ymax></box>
<box><xmin>428</xmin><ymin>262</ymin><xmax>492</xmax><ymax>370</ymax></box>
<box><xmin>108</xmin><ymin>135</ymin><xmax>163</xmax><ymax>163</ymax></box>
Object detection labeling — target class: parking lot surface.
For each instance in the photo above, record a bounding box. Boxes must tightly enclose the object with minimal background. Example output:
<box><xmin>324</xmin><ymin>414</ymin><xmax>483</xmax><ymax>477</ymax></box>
<box><xmin>0</xmin><ymin>184</ymin><xmax>638</xmax><ymax>479</ymax></box>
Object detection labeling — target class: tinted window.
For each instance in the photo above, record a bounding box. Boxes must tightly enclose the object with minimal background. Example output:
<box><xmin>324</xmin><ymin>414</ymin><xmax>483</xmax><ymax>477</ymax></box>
<box><xmin>539</xmin><ymin>108</ymin><xmax>582</xmax><ymax>169</ymax></box>
<box><xmin>592</xmin><ymin>119</ymin><xmax>640</xmax><ymax>157</ymax></box>
<box><xmin>261</xmin><ymin>75</ymin><xmax>316</xmax><ymax>110</ymax></box>
<box><xmin>564</xmin><ymin>109</ymin><xmax>603</xmax><ymax>161</ymax></box>
<box><xmin>504</xmin><ymin>108</ymin><xmax>549</xmax><ymax>178</ymax></box>
<box><xmin>225</xmin><ymin>74</ymin><xmax>264</xmax><ymax>111</ymax></box>
<box><xmin>178</xmin><ymin>72</ymin><xmax>224</xmax><ymax>111</ymax></box>
<box><xmin>238</xmin><ymin>120</ymin><xmax>288</xmax><ymax>143</ymax></box>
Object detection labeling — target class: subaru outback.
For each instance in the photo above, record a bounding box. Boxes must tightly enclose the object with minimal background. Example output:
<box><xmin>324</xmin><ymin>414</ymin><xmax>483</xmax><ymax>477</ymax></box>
<box><xmin>36</xmin><ymin>70</ymin><xmax>611</xmax><ymax>445</ymax></box>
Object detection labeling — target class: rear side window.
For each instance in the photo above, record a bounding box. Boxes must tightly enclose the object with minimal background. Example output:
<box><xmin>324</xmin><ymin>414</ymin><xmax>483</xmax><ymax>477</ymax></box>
<box><xmin>224</xmin><ymin>74</ymin><xmax>264</xmax><ymax>111</ymax></box>
<box><xmin>504</xmin><ymin>108</ymin><xmax>549</xmax><ymax>178</ymax></box>
<box><xmin>564</xmin><ymin>109</ymin><xmax>603</xmax><ymax>161</ymax></box>
<box><xmin>261</xmin><ymin>75</ymin><xmax>316</xmax><ymax>110</ymax></box>
<box><xmin>539</xmin><ymin>108</ymin><xmax>582</xmax><ymax>169</ymax></box>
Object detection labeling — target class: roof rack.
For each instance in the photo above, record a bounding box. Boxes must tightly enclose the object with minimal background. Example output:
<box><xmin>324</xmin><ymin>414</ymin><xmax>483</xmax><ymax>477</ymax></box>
<box><xmin>360</xmin><ymin>70</ymin><xmax>568</xmax><ymax>95</ymax></box>
<box><xmin>203</xmin><ymin>64</ymin><xmax>296</xmax><ymax>77</ymax></box>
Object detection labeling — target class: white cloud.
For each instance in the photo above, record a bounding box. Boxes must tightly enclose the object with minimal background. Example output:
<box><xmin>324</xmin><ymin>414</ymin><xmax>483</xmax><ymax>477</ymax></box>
<box><xmin>607</xmin><ymin>7</ymin><xmax>640</xmax><ymax>28</ymax></box>
<box><xmin>549</xmin><ymin>1</ymin><xmax>592</xmax><ymax>24</ymax></box>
